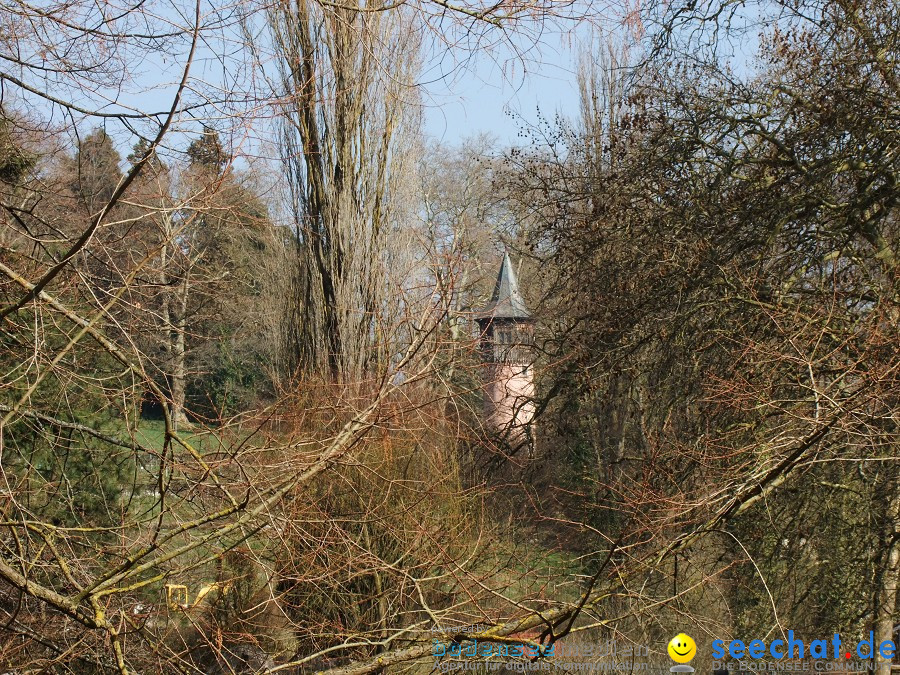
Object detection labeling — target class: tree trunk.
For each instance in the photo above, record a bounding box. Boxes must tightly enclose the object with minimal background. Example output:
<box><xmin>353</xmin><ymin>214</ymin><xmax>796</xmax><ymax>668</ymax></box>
<box><xmin>170</xmin><ymin>273</ymin><xmax>189</xmax><ymax>428</ymax></box>
<box><xmin>875</xmin><ymin>475</ymin><xmax>900</xmax><ymax>675</ymax></box>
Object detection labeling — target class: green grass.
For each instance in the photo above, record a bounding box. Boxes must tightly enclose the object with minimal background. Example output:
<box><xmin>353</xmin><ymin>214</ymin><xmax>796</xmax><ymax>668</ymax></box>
<box><xmin>133</xmin><ymin>419</ymin><xmax>168</xmax><ymax>449</ymax></box>
<box><xmin>98</xmin><ymin>418</ymin><xmax>236</xmax><ymax>455</ymax></box>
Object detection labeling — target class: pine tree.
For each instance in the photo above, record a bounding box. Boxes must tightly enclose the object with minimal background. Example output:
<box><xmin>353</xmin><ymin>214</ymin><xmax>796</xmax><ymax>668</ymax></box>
<box><xmin>71</xmin><ymin>128</ymin><xmax>123</xmax><ymax>214</ymax></box>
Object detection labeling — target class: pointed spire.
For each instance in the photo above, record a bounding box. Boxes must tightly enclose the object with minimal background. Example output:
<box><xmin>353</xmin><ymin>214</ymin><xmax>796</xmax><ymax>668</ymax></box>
<box><xmin>479</xmin><ymin>251</ymin><xmax>531</xmax><ymax>320</ymax></box>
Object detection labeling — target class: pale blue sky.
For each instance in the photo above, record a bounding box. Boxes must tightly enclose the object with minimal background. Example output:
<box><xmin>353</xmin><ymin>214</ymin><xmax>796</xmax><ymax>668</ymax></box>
<box><xmin>13</xmin><ymin>0</ymin><xmax>611</xmax><ymax>158</ymax></box>
<box><xmin>420</xmin><ymin>34</ymin><xmax>586</xmax><ymax>144</ymax></box>
<box><xmin>12</xmin><ymin>0</ymin><xmax>766</xmax><ymax>158</ymax></box>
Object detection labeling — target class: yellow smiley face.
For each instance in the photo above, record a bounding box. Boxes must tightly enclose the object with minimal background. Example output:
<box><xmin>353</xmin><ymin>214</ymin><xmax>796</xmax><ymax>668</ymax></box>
<box><xmin>668</xmin><ymin>633</ymin><xmax>697</xmax><ymax>663</ymax></box>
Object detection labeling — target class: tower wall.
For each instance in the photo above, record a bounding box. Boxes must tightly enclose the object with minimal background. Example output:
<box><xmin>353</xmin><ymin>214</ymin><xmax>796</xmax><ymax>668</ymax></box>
<box><xmin>483</xmin><ymin>362</ymin><xmax>535</xmax><ymax>445</ymax></box>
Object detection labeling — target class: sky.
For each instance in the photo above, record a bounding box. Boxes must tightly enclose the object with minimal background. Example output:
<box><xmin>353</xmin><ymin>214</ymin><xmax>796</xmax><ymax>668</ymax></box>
<box><xmin>420</xmin><ymin>34</ymin><xmax>587</xmax><ymax>145</ymax></box>
<box><xmin>415</xmin><ymin>5</ymin><xmax>764</xmax><ymax>145</ymax></box>
<box><xmin>9</xmin><ymin>0</ymin><xmax>615</xmax><ymax>161</ymax></box>
<box><xmin>9</xmin><ymin>0</ymin><xmax>769</xmax><ymax>162</ymax></box>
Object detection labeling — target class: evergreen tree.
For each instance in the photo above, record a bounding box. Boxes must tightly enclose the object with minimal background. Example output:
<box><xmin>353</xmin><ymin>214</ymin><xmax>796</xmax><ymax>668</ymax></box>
<box><xmin>187</xmin><ymin>130</ymin><xmax>228</xmax><ymax>174</ymax></box>
<box><xmin>0</xmin><ymin>109</ymin><xmax>36</xmax><ymax>186</ymax></box>
<box><xmin>71</xmin><ymin>128</ymin><xmax>123</xmax><ymax>214</ymax></box>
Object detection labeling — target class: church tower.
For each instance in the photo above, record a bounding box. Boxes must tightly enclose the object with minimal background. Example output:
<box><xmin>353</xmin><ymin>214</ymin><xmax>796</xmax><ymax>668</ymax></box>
<box><xmin>475</xmin><ymin>252</ymin><xmax>535</xmax><ymax>449</ymax></box>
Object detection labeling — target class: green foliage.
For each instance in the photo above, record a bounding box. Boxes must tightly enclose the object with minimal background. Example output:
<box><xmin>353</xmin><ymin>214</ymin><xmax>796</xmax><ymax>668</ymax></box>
<box><xmin>0</xmin><ymin>111</ymin><xmax>36</xmax><ymax>185</ymax></box>
<box><xmin>70</xmin><ymin>128</ymin><xmax>123</xmax><ymax>212</ymax></box>
<box><xmin>187</xmin><ymin>324</ymin><xmax>275</xmax><ymax>419</ymax></box>
<box><xmin>127</xmin><ymin>138</ymin><xmax>166</xmax><ymax>176</ymax></box>
<box><xmin>187</xmin><ymin>130</ymin><xmax>228</xmax><ymax>173</ymax></box>
<box><xmin>0</xmin><ymin>311</ymin><xmax>147</xmax><ymax>528</ymax></box>
<box><xmin>1</xmin><ymin>412</ymin><xmax>141</xmax><ymax>527</ymax></box>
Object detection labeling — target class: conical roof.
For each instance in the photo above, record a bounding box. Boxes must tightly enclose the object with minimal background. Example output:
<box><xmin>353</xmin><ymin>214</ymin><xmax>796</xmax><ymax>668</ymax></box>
<box><xmin>477</xmin><ymin>252</ymin><xmax>531</xmax><ymax>321</ymax></box>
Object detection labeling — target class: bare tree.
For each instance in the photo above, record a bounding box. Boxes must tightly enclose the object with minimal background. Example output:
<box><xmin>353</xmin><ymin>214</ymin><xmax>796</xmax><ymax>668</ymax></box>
<box><xmin>271</xmin><ymin>0</ymin><xmax>423</xmax><ymax>379</ymax></box>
